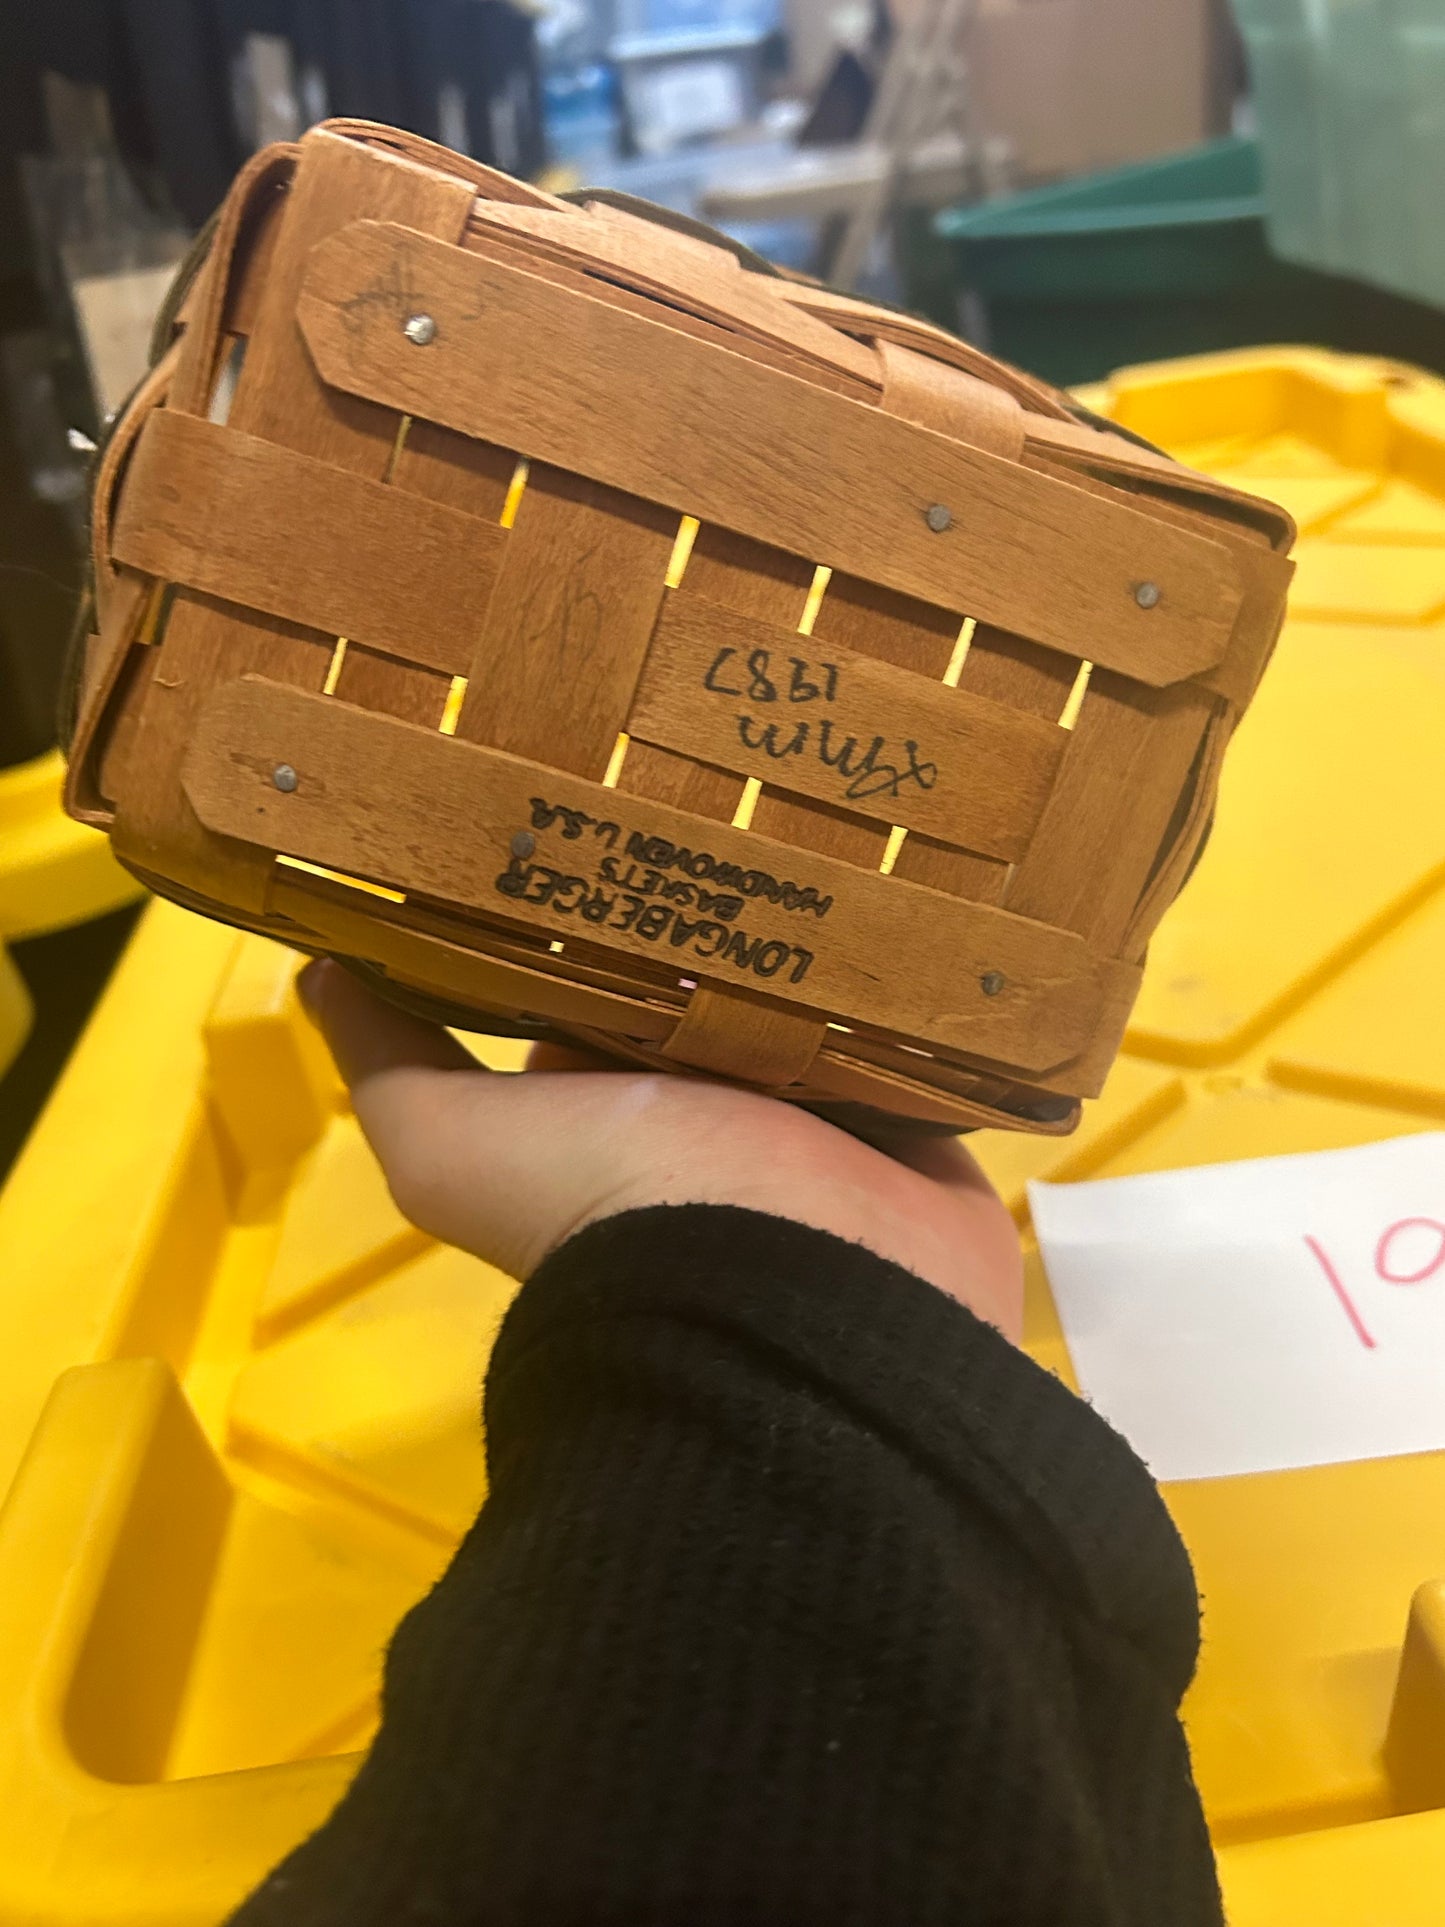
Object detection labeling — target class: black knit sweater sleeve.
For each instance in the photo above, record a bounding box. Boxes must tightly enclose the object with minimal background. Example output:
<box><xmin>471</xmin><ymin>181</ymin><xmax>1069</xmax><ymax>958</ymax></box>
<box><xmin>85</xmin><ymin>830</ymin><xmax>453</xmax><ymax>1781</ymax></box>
<box><xmin>228</xmin><ymin>1204</ymin><xmax>1220</xmax><ymax>1927</ymax></box>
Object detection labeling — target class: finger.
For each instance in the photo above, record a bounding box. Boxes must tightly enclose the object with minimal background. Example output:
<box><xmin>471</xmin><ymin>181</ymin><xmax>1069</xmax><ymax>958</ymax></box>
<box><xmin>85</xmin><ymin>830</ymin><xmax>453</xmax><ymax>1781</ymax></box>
<box><xmin>297</xmin><ymin>959</ymin><xmax>476</xmax><ymax>1085</ymax></box>
<box><xmin>299</xmin><ymin>959</ymin><xmax>640</xmax><ymax>1274</ymax></box>
<box><xmin>297</xmin><ymin>961</ymin><xmax>501</xmax><ymax>1235</ymax></box>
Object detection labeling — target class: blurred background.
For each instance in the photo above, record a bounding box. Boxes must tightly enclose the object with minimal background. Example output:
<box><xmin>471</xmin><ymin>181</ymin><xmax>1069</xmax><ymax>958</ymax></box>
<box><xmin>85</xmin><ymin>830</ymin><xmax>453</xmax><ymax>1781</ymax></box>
<box><xmin>4</xmin><ymin>0</ymin><xmax>1445</xmax><ymax>1172</ymax></box>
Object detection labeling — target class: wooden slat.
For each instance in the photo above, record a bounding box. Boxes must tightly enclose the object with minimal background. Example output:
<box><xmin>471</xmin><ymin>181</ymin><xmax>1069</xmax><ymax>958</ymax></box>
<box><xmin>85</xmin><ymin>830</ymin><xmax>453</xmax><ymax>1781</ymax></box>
<box><xmin>166</xmin><ymin>142</ymin><xmax>299</xmax><ymax>417</ymax></box>
<box><xmin>222</xmin><ymin>152</ymin><xmax>293</xmax><ymax>341</ymax></box>
<box><xmin>320</xmin><ymin>119</ymin><xmax>569</xmax><ymax>210</ymax></box>
<box><xmin>220</xmin><ymin>141</ymin><xmax>472</xmax><ymax>459</ymax></box>
<box><xmin>64</xmin><ymin>569</ymin><xmax>153</xmax><ymax>824</ymax></box>
<box><xmin>111</xmin><ymin>411</ymin><xmax>503</xmax><ymax>677</ymax></box>
<box><xmin>460</xmin><ymin>223</ymin><xmax>861</xmax><ymax>398</ymax></box>
<box><xmin>1023</xmin><ymin>417</ymin><xmax>1297</xmax><ymax>548</ymax></box>
<box><xmin>111</xmin><ymin>591</ymin><xmax>333</xmax><ymax>913</ymax></box>
<box><xmin>1199</xmin><ymin>537</ymin><xmax>1293</xmax><ymax>709</ymax></box>
<box><xmin>324</xmin><ymin>646</ymin><xmax>445</xmax><ymax>727</ymax></box>
<box><xmin>91</xmin><ymin>341</ymin><xmax>180</xmax><ymax>626</ymax></box>
<box><xmin>95</xmin><ymin>638</ymin><xmax>158</xmax><ymax>828</ymax></box>
<box><xmin>109</xmin><ymin>130</ymin><xmax>478</xmax><ymax>909</ymax></box>
<box><xmin>629</xmin><ymin>591</ymin><xmax>1064</xmax><ymax>858</ymax></box>
<box><xmin>320</xmin><ymin>876</ymin><xmax>692</xmax><ymax>1020</ymax></box>
<box><xmin>296</xmin><ymin>221</ymin><xmax>1243</xmax><ymax>683</ymax></box>
<box><xmin>814</xmin><ymin>353</ymin><xmax>1060</xmax><ymax>900</ymax></box>
<box><xmin>236</xmin><ymin>135</ymin><xmax>479</xmax><ymax>726</ymax></box>
<box><xmin>681</xmin><ymin>526</ymin><xmax>817</xmax><ymax>625</ymax></box>
<box><xmin>391</xmin><ymin>419</ymin><xmax>517</xmax><ymax>516</ymax></box>
<box><xmin>618</xmin><ymin>527</ymin><xmax>813</xmax><ymax>825</ymax></box>
<box><xmin>931</xmin><ymin>461</ymin><xmax>1236</xmax><ymax>948</ymax></box>
<box><xmin>1022</xmin><ymin>447</ymin><xmax>1295</xmax><ymax>708</ymax></box>
<box><xmin>1003</xmin><ymin>669</ymin><xmax>1217</xmax><ymax>953</ymax></box>
<box><xmin>467</xmin><ymin>200</ymin><xmax>881</xmax><ymax>394</ymax></box>
<box><xmin>760</xmin><ymin>310</ymin><xmax>1030</xmax><ymax>878</ymax></box>
<box><xmin>619</xmin><ymin>527</ymin><xmax>826</xmax><ymax>1077</ymax></box>
<box><xmin>879</xmin><ymin>339</ymin><xmax>1023</xmax><ymax>456</ymax></box>
<box><xmin>616</xmin><ymin>739</ymin><xmax>739</xmax><ymax>818</ymax></box>
<box><xmin>269</xmin><ymin>872</ymin><xmax>679</xmax><ymax>1041</ymax></box>
<box><xmin>745</xmin><ymin>575</ymin><xmax>959</xmax><ymax>866</ymax></box>
<box><xmin>746</xmin><ymin>326</ymin><xmax>1067</xmax><ymax>887</ymax></box>
<box><xmin>963</xmin><ymin>624</ymin><xmax>1082</xmax><ymax>714</ymax></box>
<box><xmin>774</xmin><ymin>283</ymin><xmax>1072</xmax><ymax>420</ymax></box>
<box><xmin>454</xmin><ymin>466</ymin><xmax>676</xmax><ymax>776</ymax></box>
<box><xmin>384</xmin><ymin>422</ymin><xmax>521</xmax><ymax>724</ymax></box>
<box><xmin>801</xmin><ymin>1050</ymin><xmax>1079</xmax><ymax>1134</ymax></box>
<box><xmin>1120</xmin><ymin>706</ymin><xmax>1229</xmax><ymax>961</ymax></box>
<box><xmin>183</xmin><ymin>676</ymin><xmax>1139</xmax><ymax>1081</ymax></box>
<box><xmin>891</xmin><ymin>624</ymin><xmax>1081</xmax><ymax>899</ymax></box>
<box><xmin>660</xmin><ymin>991</ymin><xmax>828</xmax><ymax>1085</ymax></box>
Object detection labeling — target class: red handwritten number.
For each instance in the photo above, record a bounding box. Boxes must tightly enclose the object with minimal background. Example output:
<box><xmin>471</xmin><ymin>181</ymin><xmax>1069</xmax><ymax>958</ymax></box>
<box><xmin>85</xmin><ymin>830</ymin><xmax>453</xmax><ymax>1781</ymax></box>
<box><xmin>1374</xmin><ymin>1218</ymin><xmax>1445</xmax><ymax>1286</ymax></box>
<box><xmin>1303</xmin><ymin>1219</ymin><xmax>1445</xmax><ymax>1350</ymax></box>
<box><xmin>1302</xmin><ymin>1235</ymin><xmax>1377</xmax><ymax>1350</ymax></box>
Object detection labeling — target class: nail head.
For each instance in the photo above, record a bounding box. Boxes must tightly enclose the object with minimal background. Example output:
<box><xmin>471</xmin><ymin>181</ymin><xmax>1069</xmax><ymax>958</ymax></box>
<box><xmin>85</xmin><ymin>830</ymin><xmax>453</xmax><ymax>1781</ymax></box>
<box><xmin>271</xmin><ymin>763</ymin><xmax>298</xmax><ymax>793</ymax></box>
<box><xmin>924</xmin><ymin>502</ymin><xmax>953</xmax><ymax>534</ymax></box>
<box><xmin>980</xmin><ymin>970</ymin><xmax>1006</xmax><ymax>997</ymax></box>
<box><xmin>511</xmin><ymin>831</ymin><xmax>536</xmax><ymax>859</ymax></box>
<box><xmin>1133</xmin><ymin>580</ymin><xmax>1161</xmax><ymax>610</ymax></box>
<box><xmin>403</xmin><ymin>312</ymin><xmax>437</xmax><ymax>346</ymax></box>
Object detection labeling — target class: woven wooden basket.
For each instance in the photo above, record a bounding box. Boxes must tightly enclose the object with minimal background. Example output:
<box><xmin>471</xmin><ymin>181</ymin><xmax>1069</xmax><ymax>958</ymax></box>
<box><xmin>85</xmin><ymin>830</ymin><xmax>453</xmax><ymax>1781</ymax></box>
<box><xmin>67</xmin><ymin>121</ymin><xmax>1295</xmax><ymax>1135</ymax></box>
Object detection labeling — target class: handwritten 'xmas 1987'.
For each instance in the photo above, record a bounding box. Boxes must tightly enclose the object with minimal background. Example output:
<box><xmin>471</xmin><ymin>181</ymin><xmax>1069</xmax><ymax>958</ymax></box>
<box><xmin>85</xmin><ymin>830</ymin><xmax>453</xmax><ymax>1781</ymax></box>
<box><xmin>701</xmin><ymin>647</ymin><xmax>939</xmax><ymax>804</ymax></box>
<box><xmin>1304</xmin><ymin>1218</ymin><xmax>1445</xmax><ymax>1349</ymax></box>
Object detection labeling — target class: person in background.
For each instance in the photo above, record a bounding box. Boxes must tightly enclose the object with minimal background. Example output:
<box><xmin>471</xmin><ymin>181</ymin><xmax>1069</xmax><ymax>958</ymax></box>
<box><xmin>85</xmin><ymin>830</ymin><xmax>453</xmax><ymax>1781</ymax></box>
<box><xmin>227</xmin><ymin>957</ymin><xmax>1219</xmax><ymax>1927</ymax></box>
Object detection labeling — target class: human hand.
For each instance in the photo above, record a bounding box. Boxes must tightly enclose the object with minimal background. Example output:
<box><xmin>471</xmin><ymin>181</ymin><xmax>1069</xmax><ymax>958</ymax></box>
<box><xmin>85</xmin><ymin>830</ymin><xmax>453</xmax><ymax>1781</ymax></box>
<box><xmin>297</xmin><ymin>960</ymin><xmax>1024</xmax><ymax>1339</ymax></box>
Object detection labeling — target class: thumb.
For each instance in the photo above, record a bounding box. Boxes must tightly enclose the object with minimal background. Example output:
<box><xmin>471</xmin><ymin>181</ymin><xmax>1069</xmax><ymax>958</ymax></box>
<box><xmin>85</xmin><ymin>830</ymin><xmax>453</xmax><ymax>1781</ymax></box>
<box><xmin>298</xmin><ymin>959</ymin><xmax>610</xmax><ymax>1275</ymax></box>
<box><xmin>297</xmin><ymin>958</ymin><xmax>478</xmax><ymax>1088</ymax></box>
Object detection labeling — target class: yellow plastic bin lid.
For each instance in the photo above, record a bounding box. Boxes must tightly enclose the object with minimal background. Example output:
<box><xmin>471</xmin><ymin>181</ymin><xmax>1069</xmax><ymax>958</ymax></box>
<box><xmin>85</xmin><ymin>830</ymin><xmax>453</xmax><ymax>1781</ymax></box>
<box><xmin>0</xmin><ymin>746</ymin><xmax>145</xmax><ymax>1085</ymax></box>
<box><xmin>0</xmin><ymin>942</ymin><xmax>32</xmax><ymax>1082</ymax></box>
<box><xmin>2</xmin><ymin>347</ymin><xmax>1445</xmax><ymax>1923</ymax></box>
<box><xmin>0</xmin><ymin>748</ymin><xmax>143</xmax><ymax>943</ymax></box>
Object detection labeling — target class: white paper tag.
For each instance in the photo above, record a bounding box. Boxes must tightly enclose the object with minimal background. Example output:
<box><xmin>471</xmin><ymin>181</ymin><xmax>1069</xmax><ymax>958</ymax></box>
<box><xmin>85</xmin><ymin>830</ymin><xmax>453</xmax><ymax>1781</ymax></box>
<box><xmin>1029</xmin><ymin>1133</ymin><xmax>1445</xmax><ymax>1483</ymax></box>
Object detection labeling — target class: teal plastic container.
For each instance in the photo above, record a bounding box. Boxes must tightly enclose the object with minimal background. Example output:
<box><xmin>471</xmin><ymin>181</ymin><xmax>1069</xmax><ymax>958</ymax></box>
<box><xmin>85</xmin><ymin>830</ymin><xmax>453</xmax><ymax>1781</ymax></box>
<box><xmin>1231</xmin><ymin>0</ymin><xmax>1445</xmax><ymax>311</ymax></box>
<box><xmin>928</xmin><ymin>137</ymin><xmax>1330</xmax><ymax>387</ymax></box>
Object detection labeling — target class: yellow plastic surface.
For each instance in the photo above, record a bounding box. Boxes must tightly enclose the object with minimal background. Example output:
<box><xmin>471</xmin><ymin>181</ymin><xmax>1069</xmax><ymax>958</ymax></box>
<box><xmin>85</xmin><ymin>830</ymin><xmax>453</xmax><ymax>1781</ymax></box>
<box><xmin>0</xmin><ymin>748</ymin><xmax>146</xmax><ymax>1077</ymax></box>
<box><xmin>1</xmin><ymin>348</ymin><xmax>1445</xmax><ymax>1923</ymax></box>
<box><xmin>0</xmin><ymin>943</ymin><xmax>31</xmax><ymax>1081</ymax></box>
<box><xmin>0</xmin><ymin>749</ymin><xmax>142</xmax><ymax>941</ymax></box>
